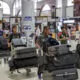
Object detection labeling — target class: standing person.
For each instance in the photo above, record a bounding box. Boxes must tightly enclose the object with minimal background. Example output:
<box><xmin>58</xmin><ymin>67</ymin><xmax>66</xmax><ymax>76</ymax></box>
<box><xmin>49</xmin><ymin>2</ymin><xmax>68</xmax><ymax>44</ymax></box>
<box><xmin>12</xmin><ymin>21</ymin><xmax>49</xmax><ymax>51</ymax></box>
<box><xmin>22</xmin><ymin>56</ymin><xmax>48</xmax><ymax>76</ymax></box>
<box><xmin>35</xmin><ymin>26</ymin><xmax>41</xmax><ymax>48</ymax></box>
<box><xmin>35</xmin><ymin>26</ymin><xmax>41</xmax><ymax>38</ymax></box>
<box><xmin>58</xmin><ymin>27</ymin><xmax>69</xmax><ymax>44</ymax></box>
<box><xmin>38</xmin><ymin>26</ymin><xmax>59</xmax><ymax>79</ymax></box>
<box><xmin>8</xmin><ymin>24</ymin><xmax>20</xmax><ymax>43</ymax></box>
<box><xmin>8</xmin><ymin>25</ymin><xmax>21</xmax><ymax>47</ymax></box>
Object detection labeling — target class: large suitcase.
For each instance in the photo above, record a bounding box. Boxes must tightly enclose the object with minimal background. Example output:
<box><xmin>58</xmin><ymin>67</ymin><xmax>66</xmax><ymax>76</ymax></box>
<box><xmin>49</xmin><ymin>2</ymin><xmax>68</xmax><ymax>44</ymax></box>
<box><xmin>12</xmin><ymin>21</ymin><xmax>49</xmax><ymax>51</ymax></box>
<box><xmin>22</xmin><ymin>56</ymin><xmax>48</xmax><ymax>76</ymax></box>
<box><xmin>43</xmin><ymin>68</ymin><xmax>78</xmax><ymax>80</ymax></box>
<box><xmin>47</xmin><ymin>44</ymin><xmax>70</xmax><ymax>56</ymax></box>
<box><xmin>12</xmin><ymin>38</ymin><xmax>26</xmax><ymax>47</ymax></box>
<box><xmin>9</xmin><ymin>47</ymin><xmax>38</xmax><ymax>71</ymax></box>
<box><xmin>13</xmin><ymin>47</ymin><xmax>37</xmax><ymax>59</ymax></box>
<box><xmin>52</xmin><ymin>53</ymin><xmax>78</xmax><ymax>67</ymax></box>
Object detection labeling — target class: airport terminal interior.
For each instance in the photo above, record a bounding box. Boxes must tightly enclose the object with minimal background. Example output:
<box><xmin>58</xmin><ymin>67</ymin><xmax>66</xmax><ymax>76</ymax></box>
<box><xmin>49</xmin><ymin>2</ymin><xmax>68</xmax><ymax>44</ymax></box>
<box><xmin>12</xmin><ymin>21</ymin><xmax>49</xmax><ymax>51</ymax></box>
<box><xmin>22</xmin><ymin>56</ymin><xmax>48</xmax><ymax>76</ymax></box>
<box><xmin>0</xmin><ymin>0</ymin><xmax>80</xmax><ymax>80</ymax></box>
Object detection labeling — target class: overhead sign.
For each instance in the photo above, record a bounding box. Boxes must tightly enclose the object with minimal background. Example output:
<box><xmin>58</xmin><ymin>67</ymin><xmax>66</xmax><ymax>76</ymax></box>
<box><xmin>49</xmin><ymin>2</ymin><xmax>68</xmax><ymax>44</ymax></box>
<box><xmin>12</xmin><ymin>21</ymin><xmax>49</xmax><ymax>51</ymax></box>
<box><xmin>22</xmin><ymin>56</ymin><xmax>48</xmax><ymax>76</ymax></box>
<box><xmin>24</xmin><ymin>16</ymin><xmax>32</xmax><ymax>21</ymax></box>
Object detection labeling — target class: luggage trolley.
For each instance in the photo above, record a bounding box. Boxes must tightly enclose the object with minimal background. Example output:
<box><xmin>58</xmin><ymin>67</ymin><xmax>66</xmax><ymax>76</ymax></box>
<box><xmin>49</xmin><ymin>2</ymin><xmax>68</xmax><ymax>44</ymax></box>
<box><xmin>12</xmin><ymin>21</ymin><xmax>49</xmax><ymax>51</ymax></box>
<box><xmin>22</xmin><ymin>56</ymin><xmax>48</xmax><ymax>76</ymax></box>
<box><xmin>8</xmin><ymin>38</ymin><xmax>38</xmax><ymax>75</ymax></box>
<box><xmin>39</xmin><ymin>44</ymin><xmax>78</xmax><ymax>80</ymax></box>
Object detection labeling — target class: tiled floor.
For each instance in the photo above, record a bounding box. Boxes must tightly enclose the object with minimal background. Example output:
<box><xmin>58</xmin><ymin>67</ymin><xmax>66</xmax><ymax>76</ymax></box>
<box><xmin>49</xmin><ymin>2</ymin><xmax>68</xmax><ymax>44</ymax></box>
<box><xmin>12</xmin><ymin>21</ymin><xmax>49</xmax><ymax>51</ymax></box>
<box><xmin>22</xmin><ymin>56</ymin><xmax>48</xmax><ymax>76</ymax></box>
<box><xmin>0</xmin><ymin>63</ymin><xmax>80</xmax><ymax>80</ymax></box>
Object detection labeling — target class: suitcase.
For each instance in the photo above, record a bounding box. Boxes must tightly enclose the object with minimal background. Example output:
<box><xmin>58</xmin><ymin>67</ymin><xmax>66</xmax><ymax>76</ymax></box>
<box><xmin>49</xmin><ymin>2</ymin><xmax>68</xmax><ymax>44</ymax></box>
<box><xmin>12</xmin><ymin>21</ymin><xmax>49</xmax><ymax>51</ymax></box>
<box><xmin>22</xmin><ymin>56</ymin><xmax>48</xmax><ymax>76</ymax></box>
<box><xmin>53</xmin><ymin>53</ymin><xmax>78</xmax><ymax>67</ymax></box>
<box><xmin>43</xmin><ymin>68</ymin><xmax>78</xmax><ymax>80</ymax></box>
<box><xmin>12</xmin><ymin>38</ymin><xmax>26</xmax><ymax>47</ymax></box>
<box><xmin>13</xmin><ymin>47</ymin><xmax>37</xmax><ymax>59</ymax></box>
<box><xmin>9</xmin><ymin>57</ymin><xmax>38</xmax><ymax>71</ymax></box>
<box><xmin>48</xmin><ymin>44</ymin><xmax>70</xmax><ymax>56</ymax></box>
<box><xmin>9</xmin><ymin>47</ymin><xmax>38</xmax><ymax>71</ymax></box>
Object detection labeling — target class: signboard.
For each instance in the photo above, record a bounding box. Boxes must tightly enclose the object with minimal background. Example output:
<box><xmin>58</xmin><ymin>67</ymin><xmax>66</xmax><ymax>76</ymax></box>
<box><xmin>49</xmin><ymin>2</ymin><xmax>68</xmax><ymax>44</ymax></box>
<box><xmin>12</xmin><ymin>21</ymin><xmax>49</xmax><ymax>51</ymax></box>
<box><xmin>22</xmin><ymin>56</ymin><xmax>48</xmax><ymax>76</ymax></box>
<box><xmin>24</xmin><ymin>25</ymin><xmax>31</xmax><ymax>30</ymax></box>
<box><xmin>24</xmin><ymin>16</ymin><xmax>32</xmax><ymax>21</ymax></box>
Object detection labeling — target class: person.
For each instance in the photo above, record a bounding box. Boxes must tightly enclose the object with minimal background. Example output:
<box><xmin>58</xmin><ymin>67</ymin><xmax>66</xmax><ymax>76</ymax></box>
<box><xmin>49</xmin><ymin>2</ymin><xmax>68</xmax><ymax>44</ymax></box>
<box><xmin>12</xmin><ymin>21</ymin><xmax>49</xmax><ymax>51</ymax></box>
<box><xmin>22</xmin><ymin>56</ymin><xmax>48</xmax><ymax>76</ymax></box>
<box><xmin>38</xmin><ymin>26</ymin><xmax>59</xmax><ymax>51</ymax></box>
<box><xmin>8</xmin><ymin>25</ymin><xmax>21</xmax><ymax>47</ymax></box>
<box><xmin>58</xmin><ymin>27</ymin><xmax>69</xmax><ymax>44</ymax></box>
<box><xmin>0</xmin><ymin>32</ymin><xmax>10</xmax><ymax>49</ymax></box>
<box><xmin>38</xmin><ymin>26</ymin><xmax>59</xmax><ymax>79</ymax></box>
<box><xmin>35</xmin><ymin>26</ymin><xmax>41</xmax><ymax>37</ymax></box>
<box><xmin>8</xmin><ymin>25</ymin><xmax>21</xmax><ymax>43</ymax></box>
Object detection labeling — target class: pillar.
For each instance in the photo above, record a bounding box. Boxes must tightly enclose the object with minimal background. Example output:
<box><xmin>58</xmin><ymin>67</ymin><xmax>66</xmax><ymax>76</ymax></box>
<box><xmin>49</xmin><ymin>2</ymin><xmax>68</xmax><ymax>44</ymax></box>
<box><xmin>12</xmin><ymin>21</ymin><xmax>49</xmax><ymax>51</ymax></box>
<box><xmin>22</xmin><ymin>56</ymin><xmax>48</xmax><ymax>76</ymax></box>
<box><xmin>62</xmin><ymin>0</ymin><xmax>67</xmax><ymax>18</ymax></box>
<box><xmin>21</xmin><ymin>0</ymin><xmax>35</xmax><ymax>47</ymax></box>
<box><xmin>10</xmin><ymin>4</ymin><xmax>14</xmax><ymax>31</ymax></box>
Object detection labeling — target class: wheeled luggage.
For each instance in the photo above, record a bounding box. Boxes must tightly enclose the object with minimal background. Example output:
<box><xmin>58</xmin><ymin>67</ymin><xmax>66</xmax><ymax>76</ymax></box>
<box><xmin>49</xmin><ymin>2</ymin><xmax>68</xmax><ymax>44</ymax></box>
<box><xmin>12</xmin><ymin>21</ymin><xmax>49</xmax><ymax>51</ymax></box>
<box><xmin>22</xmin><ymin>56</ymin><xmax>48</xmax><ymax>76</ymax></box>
<box><xmin>43</xmin><ymin>68</ymin><xmax>78</xmax><ymax>80</ymax></box>
<box><xmin>12</xmin><ymin>38</ymin><xmax>26</xmax><ymax>47</ymax></box>
<box><xmin>47</xmin><ymin>44</ymin><xmax>70</xmax><ymax>56</ymax></box>
<box><xmin>8</xmin><ymin>38</ymin><xmax>38</xmax><ymax>71</ymax></box>
<box><xmin>9</xmin><ymin>47</ymin><xmax>38</xmax><ymax>71</ymax></box>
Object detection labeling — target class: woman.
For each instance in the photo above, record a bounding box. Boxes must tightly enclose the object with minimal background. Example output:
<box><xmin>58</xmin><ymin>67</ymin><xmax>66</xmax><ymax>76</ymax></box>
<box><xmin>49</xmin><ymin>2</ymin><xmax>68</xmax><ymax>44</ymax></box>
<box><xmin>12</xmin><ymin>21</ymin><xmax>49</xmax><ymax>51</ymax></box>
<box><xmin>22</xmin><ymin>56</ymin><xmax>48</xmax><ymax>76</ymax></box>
<box><xmin>38</xmin><ymin>26</ymin><xmax>59</xmax><ymax>79</ymax></box>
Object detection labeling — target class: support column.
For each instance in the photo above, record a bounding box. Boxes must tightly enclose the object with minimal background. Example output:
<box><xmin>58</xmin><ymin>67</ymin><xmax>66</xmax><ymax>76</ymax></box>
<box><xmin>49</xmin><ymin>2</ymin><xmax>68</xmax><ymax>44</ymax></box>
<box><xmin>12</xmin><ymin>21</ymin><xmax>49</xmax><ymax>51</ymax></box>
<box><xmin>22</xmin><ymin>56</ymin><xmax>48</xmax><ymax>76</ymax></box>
<box><xmin>62</xmin><ymin>0</ymin><xmax>67</xmax><ymax>18</ymax></box>
<box><xmin>10</xmin><ymin>4</ymin><xmax>14</xmax><ymax>31</ymax></box>
<box><xmin>21</xmin><ymin>0</ymin><xmax>35</xmax><ymax>47</ymax></box>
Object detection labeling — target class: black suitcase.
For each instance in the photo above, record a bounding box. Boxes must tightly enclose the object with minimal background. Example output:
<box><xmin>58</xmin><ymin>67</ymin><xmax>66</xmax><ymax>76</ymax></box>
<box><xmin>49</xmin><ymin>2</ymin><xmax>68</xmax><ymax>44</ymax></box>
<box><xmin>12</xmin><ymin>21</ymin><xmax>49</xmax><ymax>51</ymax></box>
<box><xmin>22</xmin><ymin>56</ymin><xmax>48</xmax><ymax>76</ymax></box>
<box><xmin>14</xmin><ymin>57</ymin><xmax>38</xmax><ymax>68</ymax></box>
<box><xmin>14</xmin><ymin>48</ymin><xmax>37</xmax><ymax>59</ymax></box>
<box><xmin>43</xmin><ymin>68</ymin><xmax>78</xmax><ymax>80</ymax></box>
<box><xmin>47</xmin><ymin>44</ymin><xmax>70</xmax><ymax>56</ymax></box>
<box><xmin>53</xmin><ymin>53</ymin><xmax>78</xmax><ymax>67</ymax></box>
<box><xmin>9</xmin><ymin>57</ymin><xmax>38</xmax><ymax>71</ymax></box>
<box><xmin>9</xmin><ymin>47</ymin><xmax>38</xmax><ymax>71</ymax></box>
<box><xmin>52</xmin><ymin>68</ymin><xmax>78</xmax><ymax>80</ymax></box>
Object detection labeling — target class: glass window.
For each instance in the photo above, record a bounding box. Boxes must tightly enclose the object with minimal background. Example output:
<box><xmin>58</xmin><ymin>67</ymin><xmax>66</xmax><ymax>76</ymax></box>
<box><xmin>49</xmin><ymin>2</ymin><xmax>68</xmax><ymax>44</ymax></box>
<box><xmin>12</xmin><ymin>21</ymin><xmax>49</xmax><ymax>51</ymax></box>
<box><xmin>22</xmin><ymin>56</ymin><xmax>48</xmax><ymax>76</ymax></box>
<box><xmin>42</xmin><ymin>4</ymin><xmax>51</xmax><ymax>11</ymax></box>
<box><xmin>56</xmin><ymin>0</ymin><xmax>62</xmax><ymax>8</ymax></box>
<box><xmin>0</xmin><ymin>1</ymin><xmax>10</xmax><ymax>14</ymax></box>
<box><xmin>19</xmin><ymin>10</ymin><xmax>22</xmax><ymax>16</ymax></box>
<box><xmin>13</xmin><ymin>0</ymin><xmax>22</xmax><ymax>16</ymax></box>
<box><xmin>67</xmin><ymin>0</ymin><xmax>73</xmax><ymax>6</ymax></box>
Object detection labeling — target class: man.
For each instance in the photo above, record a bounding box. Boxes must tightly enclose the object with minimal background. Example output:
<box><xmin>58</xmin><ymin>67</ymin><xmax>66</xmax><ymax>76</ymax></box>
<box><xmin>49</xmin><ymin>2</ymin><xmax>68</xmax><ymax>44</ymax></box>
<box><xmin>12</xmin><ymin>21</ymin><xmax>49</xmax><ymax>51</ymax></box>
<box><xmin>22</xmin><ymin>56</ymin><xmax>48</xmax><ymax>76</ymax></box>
<box><xmin>58</xmin><ymin>27</ymin><xmax>69</xmax><ymax>44</ymax></box>
<box><xmin>8</xmin><ymin>25</ymin><xmax>20</xmax><ymax>43</ymax></box>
